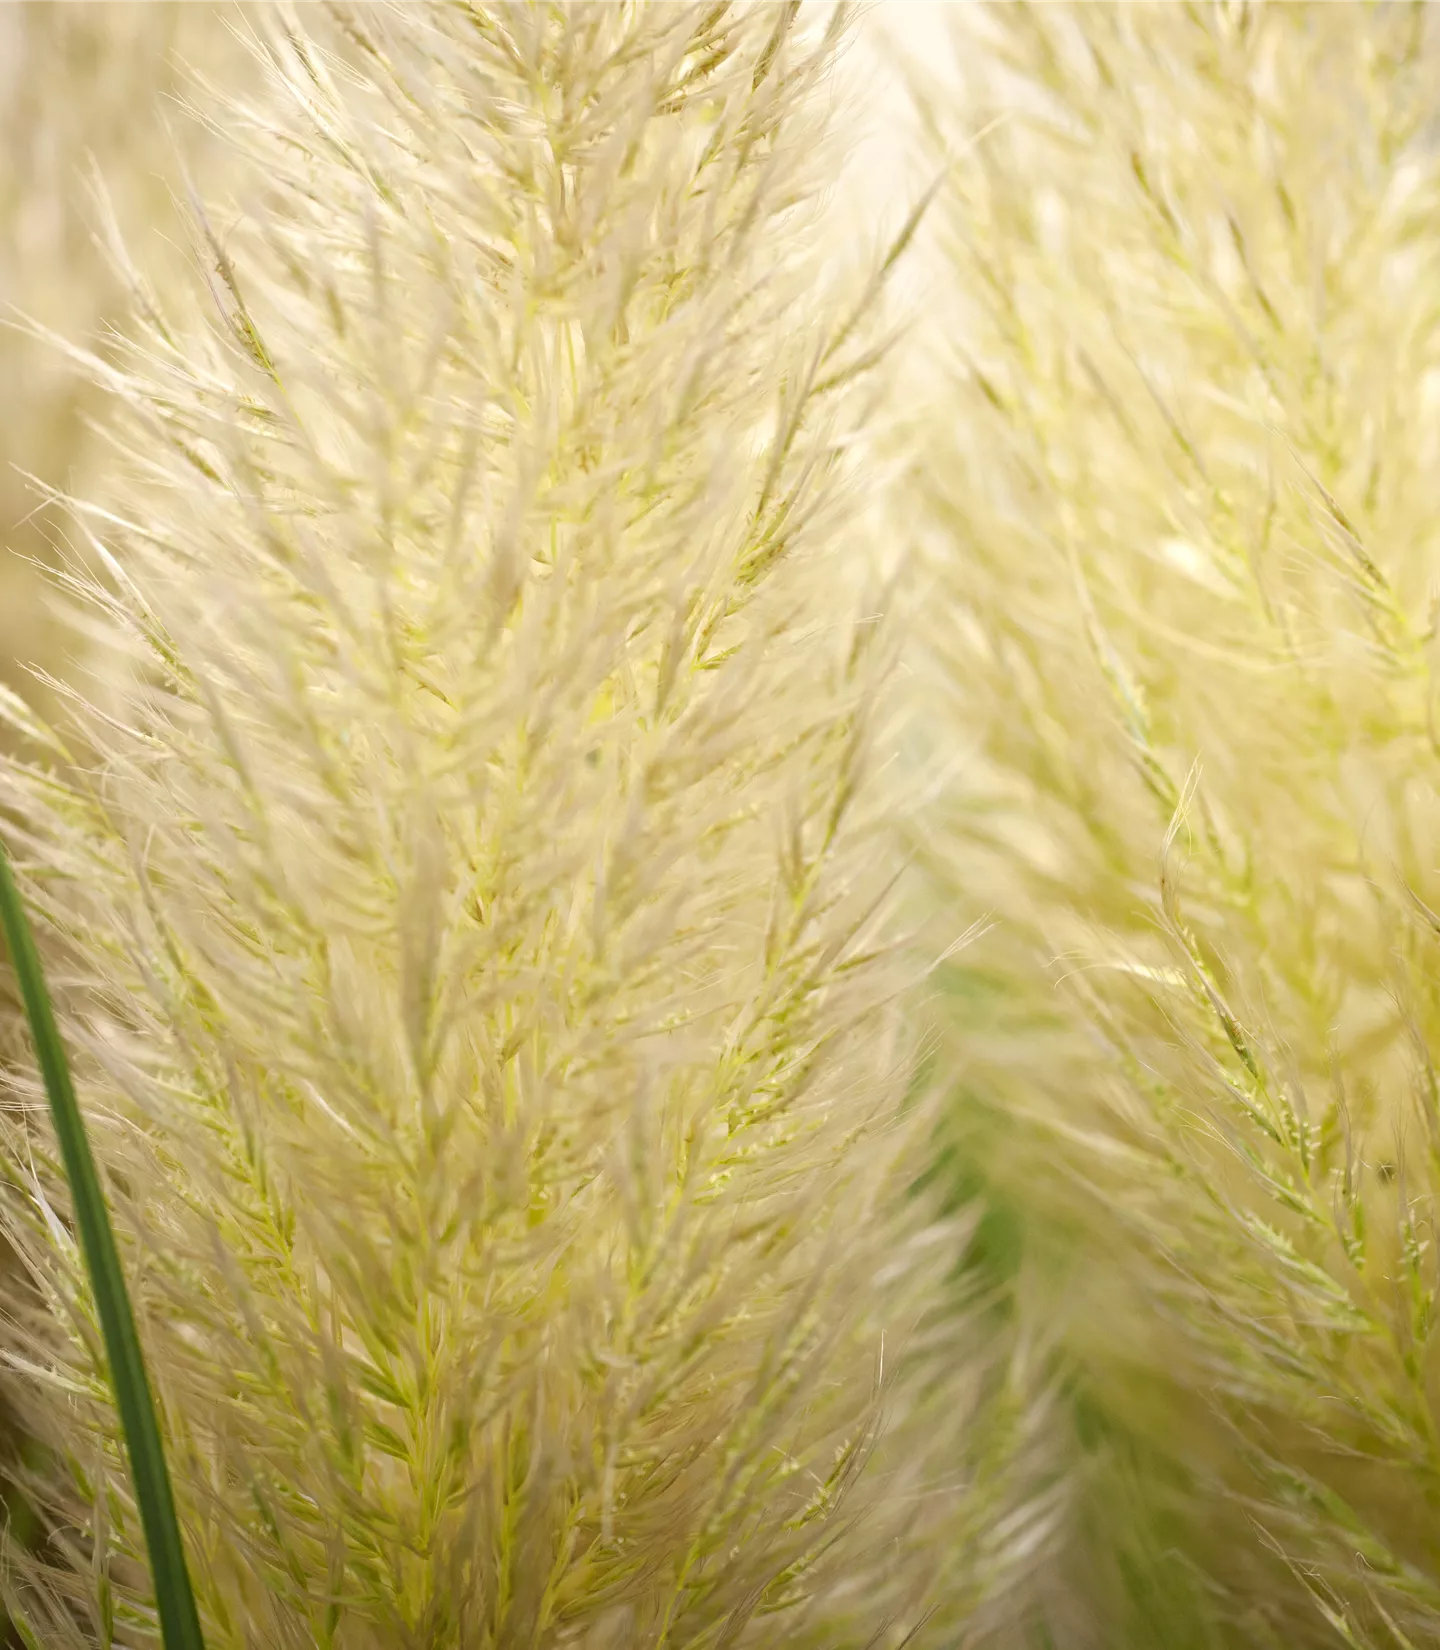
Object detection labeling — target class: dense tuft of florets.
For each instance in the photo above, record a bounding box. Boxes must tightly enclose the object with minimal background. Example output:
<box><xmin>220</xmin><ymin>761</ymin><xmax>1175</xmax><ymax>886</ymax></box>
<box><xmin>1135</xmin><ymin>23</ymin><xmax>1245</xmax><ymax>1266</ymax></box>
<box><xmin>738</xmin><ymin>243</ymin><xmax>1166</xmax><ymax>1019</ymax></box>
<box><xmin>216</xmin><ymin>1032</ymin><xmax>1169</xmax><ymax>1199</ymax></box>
<box><xmin>0</xmin><ymin>6</ymin><xmax>1037</xmax><ymax>1646</ymax></box>
<box><xmin>908</xmin><ymin>4</ymin><xmax>1440</xmax><ymax>1645</ymax></box>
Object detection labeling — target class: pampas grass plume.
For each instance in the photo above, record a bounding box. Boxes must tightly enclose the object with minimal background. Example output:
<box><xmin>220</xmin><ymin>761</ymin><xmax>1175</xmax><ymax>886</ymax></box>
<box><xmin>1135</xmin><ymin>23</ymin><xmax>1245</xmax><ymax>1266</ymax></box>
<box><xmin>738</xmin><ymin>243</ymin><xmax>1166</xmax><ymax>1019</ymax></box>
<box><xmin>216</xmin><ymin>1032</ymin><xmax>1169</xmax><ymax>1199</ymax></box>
<box><xmin>908</xmin><ymin>3</ymin><xmax>1440</xmax><ymax>1644</ymax></box>
<box><xmin>0</xmin><ymin>3</ymin><xmax>246</xmax><ymax>710</ymax></box>
<box><xmin>0</xmin><ymin>5</ymin><xmax>1036</xmax><ymax>1646</ymax></box>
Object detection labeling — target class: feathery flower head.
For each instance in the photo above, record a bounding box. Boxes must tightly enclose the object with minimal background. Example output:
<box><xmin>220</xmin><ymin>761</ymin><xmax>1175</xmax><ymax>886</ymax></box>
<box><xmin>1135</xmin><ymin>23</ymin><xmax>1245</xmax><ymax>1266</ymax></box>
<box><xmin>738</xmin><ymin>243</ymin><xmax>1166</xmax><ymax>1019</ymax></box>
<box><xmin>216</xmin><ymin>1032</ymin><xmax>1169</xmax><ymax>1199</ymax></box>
<box><xmin>0</xmin><ymin>4</ymin><xmax>1016</xmax><ymax>1646</ymax></box>
<box><xmin>910</xmin><ymin>3</ymin><xmax>1440</xmax><ymax>1643</ymax></box>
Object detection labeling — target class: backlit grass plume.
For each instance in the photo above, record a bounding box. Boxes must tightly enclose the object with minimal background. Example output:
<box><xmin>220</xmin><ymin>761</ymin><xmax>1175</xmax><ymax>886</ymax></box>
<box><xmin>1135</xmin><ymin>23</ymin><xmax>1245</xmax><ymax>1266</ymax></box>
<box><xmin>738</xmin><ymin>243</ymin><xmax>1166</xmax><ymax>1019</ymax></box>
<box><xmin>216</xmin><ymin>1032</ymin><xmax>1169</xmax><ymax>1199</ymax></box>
<box><xmin>0</xmin><ymin>4</ymin><xmax>1023</xmax><ymax>1645</ymax></box>
<box><xmin>0</xmin><ymin>2</ymin><xmax>246</xmax><ymax>708</ymax></box>
<box><xmin>907</xmin><ymin>3</ymin><xmax>1440</xmax><ymax>1645</ymax></box>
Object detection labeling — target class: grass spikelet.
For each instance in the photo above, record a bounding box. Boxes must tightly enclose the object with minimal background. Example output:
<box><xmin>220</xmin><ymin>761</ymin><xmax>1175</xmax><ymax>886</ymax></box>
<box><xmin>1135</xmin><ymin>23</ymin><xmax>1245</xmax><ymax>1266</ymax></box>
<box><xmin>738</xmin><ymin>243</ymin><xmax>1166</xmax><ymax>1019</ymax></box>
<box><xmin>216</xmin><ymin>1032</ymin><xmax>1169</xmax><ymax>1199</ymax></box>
<box><xmin>908</xmin><ymin>2</ymin><xmax>1440</xmax><ymax>1644</ymax></box>
<box><xmin>0</xmin><ymin>5</ymin><xmax>1025</xmax><ymax>1645</ymax></box>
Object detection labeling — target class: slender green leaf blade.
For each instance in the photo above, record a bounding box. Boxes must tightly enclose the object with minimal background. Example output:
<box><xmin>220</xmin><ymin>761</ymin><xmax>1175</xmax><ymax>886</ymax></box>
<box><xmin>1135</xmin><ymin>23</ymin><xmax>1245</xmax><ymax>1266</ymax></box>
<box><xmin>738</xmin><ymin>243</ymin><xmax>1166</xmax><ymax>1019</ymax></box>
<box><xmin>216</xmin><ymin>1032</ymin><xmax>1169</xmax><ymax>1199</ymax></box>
<box><xmin>0</xmin><ymin>840</ymin><xmax>206</xmax><ymax>1650</ymax></box>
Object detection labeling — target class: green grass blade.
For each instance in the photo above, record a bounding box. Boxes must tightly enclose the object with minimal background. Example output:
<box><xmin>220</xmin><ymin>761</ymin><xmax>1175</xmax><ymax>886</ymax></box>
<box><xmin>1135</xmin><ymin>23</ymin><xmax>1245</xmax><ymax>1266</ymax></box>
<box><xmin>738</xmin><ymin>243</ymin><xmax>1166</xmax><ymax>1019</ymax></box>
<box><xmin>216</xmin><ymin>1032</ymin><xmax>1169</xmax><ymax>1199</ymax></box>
<box><xmin>0</xmin><ymin>840</ymin><xmax>206</xmax><ymax>1650</ymax></box>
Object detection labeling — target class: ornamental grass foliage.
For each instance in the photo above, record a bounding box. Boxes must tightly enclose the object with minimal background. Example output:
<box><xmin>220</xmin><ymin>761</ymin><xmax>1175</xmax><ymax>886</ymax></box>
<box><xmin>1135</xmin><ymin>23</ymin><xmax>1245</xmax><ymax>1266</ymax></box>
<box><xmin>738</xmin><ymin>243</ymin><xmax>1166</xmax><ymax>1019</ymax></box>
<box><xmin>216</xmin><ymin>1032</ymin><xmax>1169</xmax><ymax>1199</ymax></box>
<box><xmin>0</xmin><ymin>3</ymin><xmax>248</xmax><ymax>720</ymax></box>
<box><xmin>0</xmin><ymin>5</ymin><xmax>1050</xmax><ymax>1647</ymax></box>
<box><xmin>0</xmin><ymin>12</ymin><xmax>250</xmax><ymax>1644</ymax></box>
<box><xmin>21</xmin><ymin>3</ymin><xmax>1440</xmax><ymax>1649</ymax></box>
<box><xmin>905</xmin><ymin>2</ymin><xmax>1440</xmax><ymax>1646</ymax></box>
